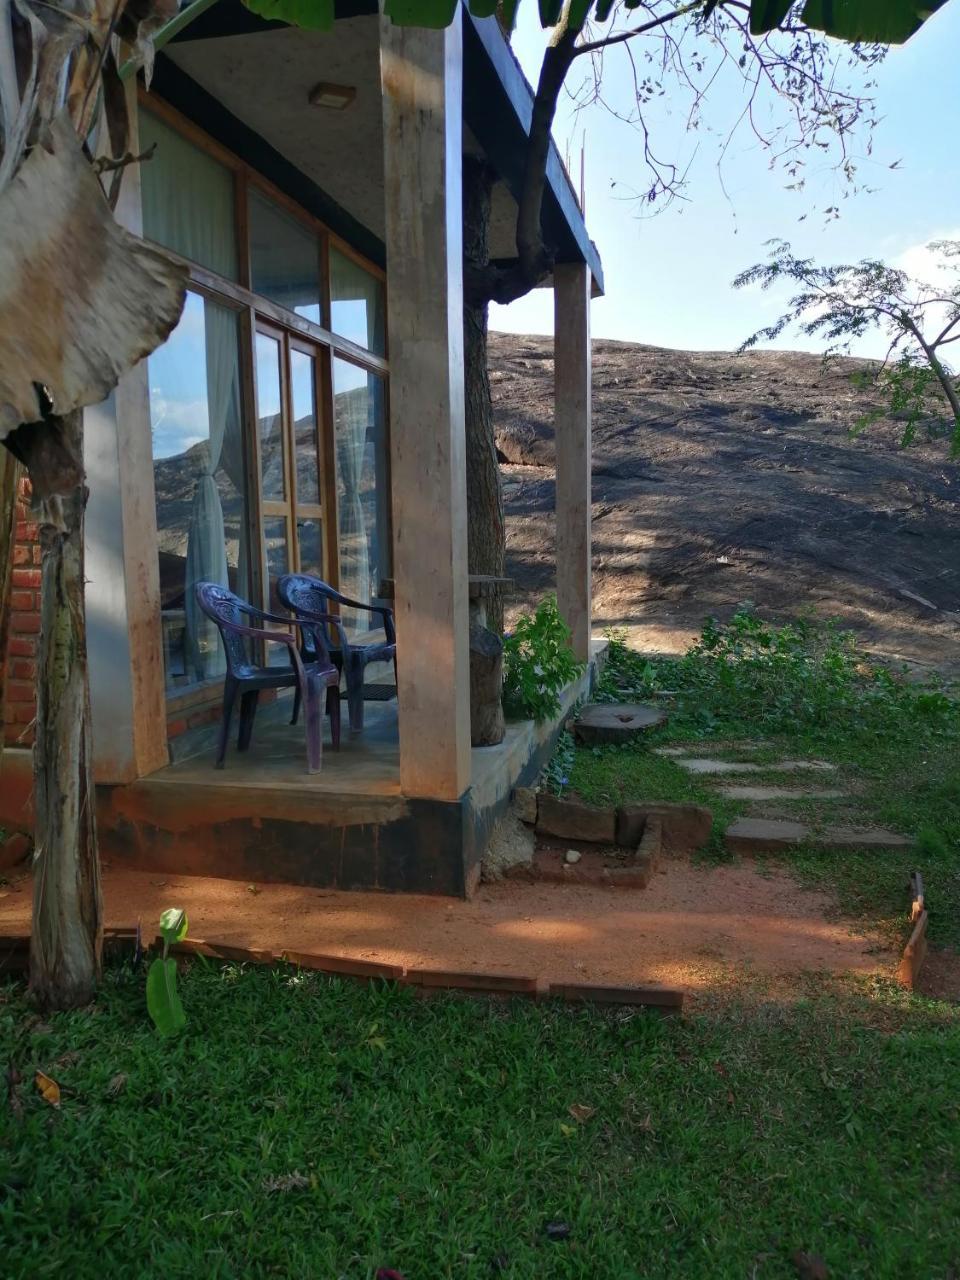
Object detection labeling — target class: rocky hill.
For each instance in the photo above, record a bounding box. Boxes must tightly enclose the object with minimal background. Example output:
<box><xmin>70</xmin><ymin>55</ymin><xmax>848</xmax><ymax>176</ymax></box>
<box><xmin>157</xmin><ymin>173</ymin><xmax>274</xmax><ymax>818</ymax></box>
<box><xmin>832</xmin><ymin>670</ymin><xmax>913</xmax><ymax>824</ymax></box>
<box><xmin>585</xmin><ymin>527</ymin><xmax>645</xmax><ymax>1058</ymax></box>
<box><xmin>490</xmin><ymin>331</ymin><xmax>960</xmax><ymax>675</ymax></box>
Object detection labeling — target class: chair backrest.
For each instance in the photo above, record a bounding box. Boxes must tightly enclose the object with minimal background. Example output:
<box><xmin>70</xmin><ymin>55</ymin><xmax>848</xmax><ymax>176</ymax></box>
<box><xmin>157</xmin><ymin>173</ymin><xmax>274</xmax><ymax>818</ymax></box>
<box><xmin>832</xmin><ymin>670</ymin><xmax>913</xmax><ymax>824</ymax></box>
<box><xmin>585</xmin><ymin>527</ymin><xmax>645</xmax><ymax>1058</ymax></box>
<box><xmin>276</xmin><ymin>574</ymin><xmax>340</xmax><ymax>650</ymax></box>
<box><xmin>193</xmin><ymin>582</ymin><xmax>252</xmax><ymax>675</ymax></box>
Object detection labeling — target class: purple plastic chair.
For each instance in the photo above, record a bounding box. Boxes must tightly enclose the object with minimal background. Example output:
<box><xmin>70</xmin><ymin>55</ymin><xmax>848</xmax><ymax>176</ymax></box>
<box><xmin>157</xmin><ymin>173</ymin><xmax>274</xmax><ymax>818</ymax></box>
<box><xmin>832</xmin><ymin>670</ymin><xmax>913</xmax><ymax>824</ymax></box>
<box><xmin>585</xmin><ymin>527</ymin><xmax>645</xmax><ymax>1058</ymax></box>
<box><xmin>194</xmin><ymin>582</ymin><xmax>341</xmax><ymax>774</ymax></box>
<box><xmin>277</xmin><ymin>574</ymin><xmax>397</xmax><ymax>734</ymax></box>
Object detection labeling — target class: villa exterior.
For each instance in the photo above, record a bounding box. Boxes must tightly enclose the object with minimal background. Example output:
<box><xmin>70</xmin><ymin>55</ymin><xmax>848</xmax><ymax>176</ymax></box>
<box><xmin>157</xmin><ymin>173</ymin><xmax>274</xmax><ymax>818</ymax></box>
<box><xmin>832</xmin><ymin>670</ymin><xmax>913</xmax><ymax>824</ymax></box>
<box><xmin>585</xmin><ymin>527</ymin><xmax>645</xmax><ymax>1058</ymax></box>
<box><xmin>0</xmin><ymin>0</ymin><xmax>603</xmax><ymax>895</ymax></box>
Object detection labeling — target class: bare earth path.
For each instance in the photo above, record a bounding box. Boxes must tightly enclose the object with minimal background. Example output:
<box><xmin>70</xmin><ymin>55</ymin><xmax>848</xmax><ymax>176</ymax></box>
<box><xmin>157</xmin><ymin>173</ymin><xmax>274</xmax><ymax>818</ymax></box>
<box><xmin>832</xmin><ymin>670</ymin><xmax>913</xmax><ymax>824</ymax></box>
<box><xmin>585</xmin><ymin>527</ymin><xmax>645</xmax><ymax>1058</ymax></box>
<box><xmin>492</xmin><ymin>333</ymin><xmax>960</xmax><ymax>674</ymax></box>
<box><xmin>0</xmin><ymin>859</ymin><xmax>894</xmax><ymax>1000</ymax></box>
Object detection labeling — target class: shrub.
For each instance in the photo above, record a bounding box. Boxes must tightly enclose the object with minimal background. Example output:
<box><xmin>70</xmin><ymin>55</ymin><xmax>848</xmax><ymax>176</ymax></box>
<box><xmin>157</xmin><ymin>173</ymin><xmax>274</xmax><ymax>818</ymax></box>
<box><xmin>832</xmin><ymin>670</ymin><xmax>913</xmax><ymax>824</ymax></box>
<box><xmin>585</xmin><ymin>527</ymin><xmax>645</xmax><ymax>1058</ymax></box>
<box><xmin>503</xmin><ymin>596</ymin><xmax>583</xmax><ymax>724</ymax></box>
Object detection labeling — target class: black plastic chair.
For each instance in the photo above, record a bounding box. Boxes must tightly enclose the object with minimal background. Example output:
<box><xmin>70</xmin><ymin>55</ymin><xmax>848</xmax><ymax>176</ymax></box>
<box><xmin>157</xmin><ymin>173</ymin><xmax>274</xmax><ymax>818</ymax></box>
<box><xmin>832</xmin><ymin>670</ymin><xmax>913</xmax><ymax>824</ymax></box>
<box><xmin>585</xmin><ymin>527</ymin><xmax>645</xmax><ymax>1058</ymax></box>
<box><xmin>277</xmin><ymin>574</ymin><xmax>397</xmax><ymax>734</ymax></box>
<box><xmin>194</xmin><ymin>582</ymin><xmax>341</xmax><ymax>774</ymax></box>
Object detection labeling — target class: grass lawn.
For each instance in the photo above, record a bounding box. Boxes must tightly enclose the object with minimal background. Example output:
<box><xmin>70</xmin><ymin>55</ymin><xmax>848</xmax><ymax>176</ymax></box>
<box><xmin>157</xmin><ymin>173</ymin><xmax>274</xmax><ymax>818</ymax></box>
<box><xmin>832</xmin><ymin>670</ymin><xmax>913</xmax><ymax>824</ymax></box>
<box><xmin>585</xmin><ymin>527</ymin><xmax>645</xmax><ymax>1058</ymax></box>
<box><xmin>3</xmin><ymin>962</ymin><xmax>960</xmax><ymax>1279</ymax></box>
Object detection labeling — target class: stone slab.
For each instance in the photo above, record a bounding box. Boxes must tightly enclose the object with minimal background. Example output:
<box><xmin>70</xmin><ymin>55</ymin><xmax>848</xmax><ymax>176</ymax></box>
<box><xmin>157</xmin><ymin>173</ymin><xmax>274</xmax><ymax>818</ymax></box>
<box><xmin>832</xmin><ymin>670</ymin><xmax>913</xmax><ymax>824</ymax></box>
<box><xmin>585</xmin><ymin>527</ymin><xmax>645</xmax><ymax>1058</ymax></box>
<box><xmin>616</xmin><ymin>803</ymin><xmax>712</xmax><ymax>854</ymax></box>
<box><xmin>573</xmin><ymin>702</ymin><xmax>667</xmax><ymax>746</ymax></box>
<box><xmin>726</xmin><ymin>817</ymin><xmax>912</xmax><ymax>854</ymax></box>
<box><xmin>511</xmin><ymin>786</ymin><xmax>539</xmax><ymax>825</ymax></box>
<box><xmin>718</xmin><ymin>786</ymin><xmax>846</xmax><ymax>801</ymax></box>
<box><xmin>536</xmin><ymin>793</ymin><xmax>616</xmax><ymax>843</ymax></box>
<box><xmin>674</xmin><ymin>759</ymin><xmax>762</xmax><ymax>775</ymax></box>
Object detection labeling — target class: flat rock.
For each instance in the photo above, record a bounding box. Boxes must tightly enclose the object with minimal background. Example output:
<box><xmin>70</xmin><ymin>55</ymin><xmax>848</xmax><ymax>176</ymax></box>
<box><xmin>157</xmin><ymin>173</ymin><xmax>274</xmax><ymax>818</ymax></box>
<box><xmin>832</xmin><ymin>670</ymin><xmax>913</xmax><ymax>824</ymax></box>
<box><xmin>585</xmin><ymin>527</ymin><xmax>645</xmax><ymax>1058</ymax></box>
<box><xmin>674</xmin><ymin>758</ymin><xmax>762</xmax><ymax>775</ymax></box>
<box><xmin>726</xmin><ymin>817</ymin><xmax>912</xmax><ymax>854</ymax></box>
<box><xmin>719</xmin><ymin>785</ymin><xmax>846</xmax><ymax>801</ymax></box>
<box><xmin>536</xmin><ymin>793</ymin><xmax>617</xmax><ymax>844</ymax></box>
<box><xmin>512</xmin><ymin>786</ymin><xmax>539</xmax><ymax>825</ymax></box>
<box><xmin>573</xmin><ymin>702</ymin><xmax>667</xmax><ymax>745</ymax></box>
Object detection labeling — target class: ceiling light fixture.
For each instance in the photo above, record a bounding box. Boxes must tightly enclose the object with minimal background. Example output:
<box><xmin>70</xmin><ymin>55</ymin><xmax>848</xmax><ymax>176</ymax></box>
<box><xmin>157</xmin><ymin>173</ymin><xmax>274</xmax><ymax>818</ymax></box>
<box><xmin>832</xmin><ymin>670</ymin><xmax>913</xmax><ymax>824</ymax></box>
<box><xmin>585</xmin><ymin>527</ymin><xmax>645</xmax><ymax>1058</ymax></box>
<box><xmin>308</xmin><ymin>81</ymin><xmax>356</xmax><ymax>110</ymax></box>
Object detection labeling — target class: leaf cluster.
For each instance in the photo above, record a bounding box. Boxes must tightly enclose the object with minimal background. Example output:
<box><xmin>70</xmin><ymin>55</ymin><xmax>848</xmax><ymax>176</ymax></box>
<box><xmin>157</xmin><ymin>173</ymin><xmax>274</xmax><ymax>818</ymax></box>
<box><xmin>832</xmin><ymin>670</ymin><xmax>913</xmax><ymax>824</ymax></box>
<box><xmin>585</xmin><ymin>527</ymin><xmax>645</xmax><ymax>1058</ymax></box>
<box><xmin>503</xmin><ymin>595</ymin><xmax>584</xmax><ymax>724</ymax></box>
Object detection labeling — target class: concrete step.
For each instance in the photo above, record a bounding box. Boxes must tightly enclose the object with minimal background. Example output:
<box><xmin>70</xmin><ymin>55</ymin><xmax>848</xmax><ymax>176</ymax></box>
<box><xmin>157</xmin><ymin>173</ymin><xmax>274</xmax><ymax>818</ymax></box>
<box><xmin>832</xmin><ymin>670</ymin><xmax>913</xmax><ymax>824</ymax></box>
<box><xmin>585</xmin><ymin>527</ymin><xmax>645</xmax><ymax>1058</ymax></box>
<box><xmin>725</xmin><ymin>817</ymin><xmax>912</xmax><ymax>854</ymax></box>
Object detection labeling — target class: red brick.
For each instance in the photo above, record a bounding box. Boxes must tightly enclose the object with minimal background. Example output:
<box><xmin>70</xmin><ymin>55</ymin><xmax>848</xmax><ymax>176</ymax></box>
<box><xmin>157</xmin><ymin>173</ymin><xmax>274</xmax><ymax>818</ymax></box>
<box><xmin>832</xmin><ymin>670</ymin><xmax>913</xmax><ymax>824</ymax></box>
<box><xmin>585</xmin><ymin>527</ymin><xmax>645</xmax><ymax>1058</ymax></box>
<box><xmin>11</xmin><ymin>568</ymin><xmax>40</xmax><ymax>589</ymax></box>
<box><xmin>15</xmin><ymin>521</ymin><xmax>38</xmax><ymax>543</ymax></box>
<box><xmin>548</xmin><ymin>983</ymin><xmax>684</xmax><ymax>1011</ymax></box>
<box><xmin>8</xmin><ymin>637</ymin><xmax>36</xmax><ymax>658</ymax></box>
<box><xmin>31</xmin><ymin>545</ymin><xmax>42</xmax><ymax>565</ymax></box>
<box><xmin>283</xmin><ymin>950</ymin><xmax>404</xmax><ymax>981</ymax></box>
<box><xmin>9</xmin><ymin>659</ymin><xmax>35</xmax><ymax>680</ymax></box>
<box><xmin>405</xmin><ymin>969</ymin><xmax>538</xmax><ymax>994</ymax></box>
<box><xmin>11</xmin><ymin>704</ymin><xmax>35</xmax><ymax>724</ymax></box>
<box><xmin>166</xmin><ymin>718</ymin><xmax>188</xmax><ymax>738</ymax></box>
<box><xmin>6</xmin><ymin>681</ymin><xmax>34</xmax><ymax>703</ymax></box>
<box><xmin>10</xmin><ymin>612</ymin><xmax>40</xmax><ymax>635</ymax></box>
<box><xmin>12</xmin><ymin>545</ymin><xmax>29</xmax><ymax>566</ymax></box>
<box><xmin>9</xmin><ymin>590</ymin><xmax>33</xmax><ymax>611</ymax></box>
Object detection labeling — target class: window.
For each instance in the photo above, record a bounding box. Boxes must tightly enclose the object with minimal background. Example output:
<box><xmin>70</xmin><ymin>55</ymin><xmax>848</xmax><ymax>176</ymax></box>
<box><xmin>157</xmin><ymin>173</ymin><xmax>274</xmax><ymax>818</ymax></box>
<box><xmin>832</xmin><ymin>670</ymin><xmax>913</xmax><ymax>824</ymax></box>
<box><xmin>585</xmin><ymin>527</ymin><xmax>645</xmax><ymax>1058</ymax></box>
<box><xmin>140</xmin><ymin>111</ymin><xmax>238</xmax><ymax>280</ymax></box>
<box><xmin>248</xmin><ymin>187</ymin><xmax>323</xmax><ymax>324</ymax></box>
<box><xmin>333</xmin><ymin>359</ymin><xmax>390</xmax><ymax>633</ymax></box>
<box><xmin>330</xmin><ymin>246</ymin><xmax>385</xmax><ymax>355</ymax></box>
<box><xmin>149</xmin><ymin>291</ymin><xmax>251</xmax><ymax>692</ymax></box>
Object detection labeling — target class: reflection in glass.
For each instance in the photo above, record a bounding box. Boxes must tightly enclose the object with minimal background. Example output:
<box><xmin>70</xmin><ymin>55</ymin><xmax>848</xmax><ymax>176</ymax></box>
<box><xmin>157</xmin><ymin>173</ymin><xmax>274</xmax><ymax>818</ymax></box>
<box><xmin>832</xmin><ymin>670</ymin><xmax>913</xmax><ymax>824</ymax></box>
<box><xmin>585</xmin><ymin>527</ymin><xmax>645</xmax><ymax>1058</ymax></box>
<box><xmin>333</xmin><ymin>359</ymin><xmax>390</xmax><ymax>634</ymax></box>
<box><xmin>263</xmin><ymin>516</ymin><xmax>291</xmax><ymax>666</ymax></box>
<box><xmin>290</xmin><ymin>348</ymin><xmax>320</xmax><ymax>506</ymax></box>
<box><xmin>140</xmin><ymin>111</ymin><xmax>237</xmax><ymax>281</ymax></box>
<box><xmin>249</xmin><ymin>188</ymin><xmax>322</xmax><ymax>324</ymax></box>
<box><xmin>330</xmin><ymin>246</ymin><xmax>385</xmax><ymax>355</ymax></box>
<box><xmin>149</xmin><ymin>291</ymin><xmax>250</xmax><ymax>692</ymax></box>
<box><xmin>256</xmin><ymin>333</ymin><xmax>285</xmax><ymax>500</ymax></box>
<box><xmin>297</xmin><ymin>518</ymin><xmax>323</xmax><ymax>580</ymax></box>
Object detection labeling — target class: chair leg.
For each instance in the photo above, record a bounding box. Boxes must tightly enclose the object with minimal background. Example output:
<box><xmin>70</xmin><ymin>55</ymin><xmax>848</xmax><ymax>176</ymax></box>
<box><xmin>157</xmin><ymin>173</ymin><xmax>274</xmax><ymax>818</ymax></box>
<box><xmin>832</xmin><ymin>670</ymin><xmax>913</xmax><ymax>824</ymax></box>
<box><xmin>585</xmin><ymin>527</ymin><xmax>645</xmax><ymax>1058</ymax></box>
<box><xmin>346</xmin><ymin>669</ymin><xmax>365</xmax><ymax>734</ymax></box>
<box><xmin>393</xmin><ymin>654</ymin><xmax>399</xmax><ymax>704</ymax></box>
<box><xmin>291</xmin><ymin>684</ymin><xmax>301</xmax><ymax>726</ymax></box>
<box><xmin>237</xmin><ymin>690</ymin><xmax>259</xmax><ymax>751</ymax></box>
<box><xmin>302</xmin><ymin>673</ymin><xmax>323</xmax><ymax>775</ymax></box>
<box><xmin>216</xmin><ymin>678</ymin><xmax>239</xmax><ymax>769</ymax></box>
<box><xmin>327</xmin><ymin>683</ymin><xmax>341</xmax><ymax>751</ymax></box>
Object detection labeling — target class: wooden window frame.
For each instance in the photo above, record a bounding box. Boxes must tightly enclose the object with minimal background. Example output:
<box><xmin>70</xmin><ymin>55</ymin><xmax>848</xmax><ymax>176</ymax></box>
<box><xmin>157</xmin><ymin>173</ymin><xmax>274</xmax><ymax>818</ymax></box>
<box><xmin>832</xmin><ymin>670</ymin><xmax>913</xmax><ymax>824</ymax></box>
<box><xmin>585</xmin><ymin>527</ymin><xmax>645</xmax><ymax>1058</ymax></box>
<box><xmin>138</xmin><ymin>89</ymin><xmax>391</xmax><ymax>706</ymax></box>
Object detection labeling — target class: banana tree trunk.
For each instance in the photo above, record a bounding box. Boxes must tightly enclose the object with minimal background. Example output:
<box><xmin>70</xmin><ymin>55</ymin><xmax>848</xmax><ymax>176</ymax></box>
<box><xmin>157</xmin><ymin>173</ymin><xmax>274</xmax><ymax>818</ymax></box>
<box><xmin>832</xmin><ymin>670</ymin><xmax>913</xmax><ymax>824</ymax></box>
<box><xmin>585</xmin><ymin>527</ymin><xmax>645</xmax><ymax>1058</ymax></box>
<box><xmin>21</xmin><ymin>410</ymin><xmax>102</xmax><ymax>1009</ymax></box>
<box><xmin>0</xmin><ymin>446</ymin><xmax>17</xmax><ymax>767</ymax></box>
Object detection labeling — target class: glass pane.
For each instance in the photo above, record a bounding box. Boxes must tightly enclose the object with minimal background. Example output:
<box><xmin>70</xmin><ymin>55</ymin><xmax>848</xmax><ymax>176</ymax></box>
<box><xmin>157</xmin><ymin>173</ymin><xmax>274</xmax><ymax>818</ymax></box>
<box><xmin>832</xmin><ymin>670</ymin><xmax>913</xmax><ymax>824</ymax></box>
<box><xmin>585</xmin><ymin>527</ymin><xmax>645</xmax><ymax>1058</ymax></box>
<box><xmin>290</xmin><ymin>349</ymin><xmax>320</xmax><ymax>506</ymax></box>
<box><xmin>255</xmin><ymin>333</ymin><xmax>285</xmax><ymax>500</ymax></box>
<box><xmin>297</xmin><ymin>518</ymin><xmax>323</xmax><ymax>581</ymax></box>
<box><xmin>149</xmin><ymin>291</ymin><xmax>250</xmax><ymax>694</ymax></box>
<box><xmin>248</xmin><ymin>188</ymin><xmax>322</xmax><ymax>324</ymax></box>
<box><xmin>330</xmin><ymin>246</ymin><xmax>385</xmax><ymax>356</ymax></box>
<box><xmin>333</xmin><ymin>359</ymin><xmax>390</xmax><ymax>636</ymax></box>
<box><xmin>263</xmin><ymin>514</ymin><xmax>290</xmax><ymax>611</ymax></box>
<box><xmin>140</xmin><ymin>111</ymin><xmax>237</xmax><ymax>280</ymax></box>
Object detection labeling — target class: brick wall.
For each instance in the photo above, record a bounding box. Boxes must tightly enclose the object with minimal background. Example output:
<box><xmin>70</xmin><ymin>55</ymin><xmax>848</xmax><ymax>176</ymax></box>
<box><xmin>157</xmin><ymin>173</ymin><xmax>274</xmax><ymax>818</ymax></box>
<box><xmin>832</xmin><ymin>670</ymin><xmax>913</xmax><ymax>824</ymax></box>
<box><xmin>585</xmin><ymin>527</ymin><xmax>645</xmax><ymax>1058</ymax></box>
<box><xmin>2</xmin><ymin>478</ymin><xmax>40</xmax><ymax>747</ymax></box>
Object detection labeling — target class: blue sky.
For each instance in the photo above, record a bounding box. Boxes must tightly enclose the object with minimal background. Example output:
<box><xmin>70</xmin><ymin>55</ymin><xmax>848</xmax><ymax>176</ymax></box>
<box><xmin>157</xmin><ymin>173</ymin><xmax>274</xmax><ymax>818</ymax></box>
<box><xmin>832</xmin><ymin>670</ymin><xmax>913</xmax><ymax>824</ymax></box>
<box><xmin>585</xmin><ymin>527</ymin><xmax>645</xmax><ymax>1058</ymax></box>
<box><xmin>490</xmin><ymin>3</ymin><xmax>960</xmax><ymax>358</ymax></box>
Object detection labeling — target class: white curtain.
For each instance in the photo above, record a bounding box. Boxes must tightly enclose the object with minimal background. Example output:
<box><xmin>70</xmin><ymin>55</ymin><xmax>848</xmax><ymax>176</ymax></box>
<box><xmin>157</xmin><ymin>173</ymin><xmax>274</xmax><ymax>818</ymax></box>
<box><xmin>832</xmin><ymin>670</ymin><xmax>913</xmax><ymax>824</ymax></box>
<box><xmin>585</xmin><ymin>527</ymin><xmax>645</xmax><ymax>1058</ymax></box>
<box><xmin>183</xmin><ymin>304</ymin><xmax>244</xmax><ymax>681</ymax></box>
<box><xmin>142</xmin><ymin>111</ymin><xmax>246</xmax><ymax>681</ymax></box>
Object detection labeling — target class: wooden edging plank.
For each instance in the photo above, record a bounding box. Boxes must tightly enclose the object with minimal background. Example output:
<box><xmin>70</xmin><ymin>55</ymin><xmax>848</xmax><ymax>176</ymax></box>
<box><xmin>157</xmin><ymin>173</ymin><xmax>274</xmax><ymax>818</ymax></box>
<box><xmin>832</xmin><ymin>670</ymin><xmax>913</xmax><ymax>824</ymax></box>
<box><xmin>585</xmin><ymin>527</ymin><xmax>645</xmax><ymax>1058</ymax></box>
<box><xmin>0</xmin><ymin>930</ymin><xmax>687</xmax><ymax>1012</ymax></box>
<box><xmin>898</xmin><ymin>909</ymin><xmax>929</xmax><ymax>991</ymax></box>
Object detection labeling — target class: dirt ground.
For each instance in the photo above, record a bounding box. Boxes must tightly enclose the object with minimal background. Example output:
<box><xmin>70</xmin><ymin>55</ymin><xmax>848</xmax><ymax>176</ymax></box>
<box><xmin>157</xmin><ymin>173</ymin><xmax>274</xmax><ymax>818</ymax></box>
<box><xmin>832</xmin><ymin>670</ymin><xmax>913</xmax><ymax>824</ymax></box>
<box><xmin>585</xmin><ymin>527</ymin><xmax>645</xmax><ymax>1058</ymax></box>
<box><xmin>492</xmin><ymin>333</ymin><xmax>960</xmax><ymax>675</ymax></box>
<box><xmin>0</xmin><ymin>857</ymin><xmax>896</xmax><ymax>999</ymax></box>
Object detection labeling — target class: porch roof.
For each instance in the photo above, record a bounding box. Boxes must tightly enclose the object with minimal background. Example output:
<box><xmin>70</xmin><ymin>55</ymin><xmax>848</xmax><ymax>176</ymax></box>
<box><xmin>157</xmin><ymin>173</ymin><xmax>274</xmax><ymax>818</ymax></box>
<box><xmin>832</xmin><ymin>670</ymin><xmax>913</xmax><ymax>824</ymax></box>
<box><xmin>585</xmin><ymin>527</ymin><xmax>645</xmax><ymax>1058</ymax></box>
<box><xmin>158</xmin><ymin>0</ymin><xmax>604</xmax><ymax>295</ymax></box>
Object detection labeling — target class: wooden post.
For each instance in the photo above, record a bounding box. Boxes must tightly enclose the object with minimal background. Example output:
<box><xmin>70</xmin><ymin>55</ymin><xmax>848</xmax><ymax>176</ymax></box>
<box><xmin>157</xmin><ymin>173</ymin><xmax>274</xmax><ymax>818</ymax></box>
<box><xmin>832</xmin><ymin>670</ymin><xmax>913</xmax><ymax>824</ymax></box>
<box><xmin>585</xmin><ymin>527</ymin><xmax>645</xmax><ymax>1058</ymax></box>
<box><xmin>84</xmin><ymin>83</ymin><xmax>168</xmax><ymax>782</ymax></box>
<box><xmin>554</xmin><ymin>262</ymin><xmax>592</xmax><ymax>662</ymax></box>
<box><xmin>381</xmin><ymin>10</ymin><xmax>471</xmax><ymax>800</ymax></box>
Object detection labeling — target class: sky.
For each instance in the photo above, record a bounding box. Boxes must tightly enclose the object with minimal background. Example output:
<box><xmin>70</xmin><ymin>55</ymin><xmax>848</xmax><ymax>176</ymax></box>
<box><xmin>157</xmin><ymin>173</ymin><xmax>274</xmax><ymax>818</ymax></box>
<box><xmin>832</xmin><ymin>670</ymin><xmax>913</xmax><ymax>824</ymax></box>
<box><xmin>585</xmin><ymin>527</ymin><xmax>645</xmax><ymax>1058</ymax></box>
<box><xmin>489</xmin><ymin>3</ymin><xmax>960</xmax><ymax>359</ymax></box>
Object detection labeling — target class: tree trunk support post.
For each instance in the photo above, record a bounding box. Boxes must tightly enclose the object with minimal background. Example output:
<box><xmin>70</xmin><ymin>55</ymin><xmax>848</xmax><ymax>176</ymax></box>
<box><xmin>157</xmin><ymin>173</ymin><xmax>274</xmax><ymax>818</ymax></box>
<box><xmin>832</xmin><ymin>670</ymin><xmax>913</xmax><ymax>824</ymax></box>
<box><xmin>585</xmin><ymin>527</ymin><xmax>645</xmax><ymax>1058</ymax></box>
<box><xmin>554</xmin><ymin>261</ymin><xmax>593</xmax><ymax>663</ymax></box>
<box><xmin>85</xmin><ymin>77</ymin><xmax>168</xmax><ymax>782</ymax></box>
<box><xmin>380</xmin><ymin>10</ymin><xmax>472</xmax><ymax>801</ymax></box>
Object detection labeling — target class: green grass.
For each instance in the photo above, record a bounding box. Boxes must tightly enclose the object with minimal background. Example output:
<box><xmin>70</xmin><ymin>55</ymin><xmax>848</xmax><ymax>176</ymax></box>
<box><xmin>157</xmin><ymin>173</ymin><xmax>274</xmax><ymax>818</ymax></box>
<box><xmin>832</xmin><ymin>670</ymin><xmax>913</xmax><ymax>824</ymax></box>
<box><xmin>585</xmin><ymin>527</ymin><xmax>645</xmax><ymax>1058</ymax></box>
<box><xmin>550</xmin><ymin>617</ymin><xmax>960</xmax><ymax>947</ymax></box>
<box><xmin>3</xmin><ymin>962</ymin><xmax>960</xmax><ymax>1279</ymax></box>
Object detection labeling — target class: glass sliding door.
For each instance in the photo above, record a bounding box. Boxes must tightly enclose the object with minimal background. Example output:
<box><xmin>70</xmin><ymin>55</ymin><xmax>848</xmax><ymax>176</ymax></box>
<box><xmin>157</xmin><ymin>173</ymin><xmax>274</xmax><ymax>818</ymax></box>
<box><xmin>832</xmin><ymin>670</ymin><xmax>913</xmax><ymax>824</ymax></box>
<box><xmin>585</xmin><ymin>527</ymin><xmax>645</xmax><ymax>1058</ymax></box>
<box><xmin>333</xmin><ymin>358</ymin><xmax>390</xmax><ymax>636</ymax></box>
<box><xmin>254</xmin><ymin>323</ymin><xmax>329</xmax><ymax>628</ymax></box>
<box><xmin>149</xmin><ymin>289</ymin><xmax>251</xmax><ymax>693</ymax></box>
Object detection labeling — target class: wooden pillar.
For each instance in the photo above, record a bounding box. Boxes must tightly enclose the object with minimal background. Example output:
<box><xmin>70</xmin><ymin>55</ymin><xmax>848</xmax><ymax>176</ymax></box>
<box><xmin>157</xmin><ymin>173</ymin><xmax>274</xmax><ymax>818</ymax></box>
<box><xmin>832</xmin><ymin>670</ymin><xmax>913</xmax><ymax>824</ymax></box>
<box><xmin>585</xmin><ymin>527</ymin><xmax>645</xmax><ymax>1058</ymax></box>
<box><xmin>84</xmin><ymin>84</ymin><xmax>168</xmax><ymax>782</ymax></box>
<box><xmin>554</xmin><ymin>262</ymin><xmax>593</xmax><ymax>662</ymax></box>
<box><xmin>381</xmin><ymin>10</ymin><xmax>471</xmax><ymax>800</ymax></box>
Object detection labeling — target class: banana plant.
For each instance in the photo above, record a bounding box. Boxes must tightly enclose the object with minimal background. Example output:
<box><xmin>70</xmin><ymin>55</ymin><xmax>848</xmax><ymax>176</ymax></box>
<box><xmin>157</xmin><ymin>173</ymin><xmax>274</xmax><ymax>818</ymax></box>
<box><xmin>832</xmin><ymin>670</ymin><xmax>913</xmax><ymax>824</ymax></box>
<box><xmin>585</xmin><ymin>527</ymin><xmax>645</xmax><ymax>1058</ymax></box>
<box><xmin>147</xmin><ymin>909</ymin><xmax>189</xmax><ymax>1037</ymax></box>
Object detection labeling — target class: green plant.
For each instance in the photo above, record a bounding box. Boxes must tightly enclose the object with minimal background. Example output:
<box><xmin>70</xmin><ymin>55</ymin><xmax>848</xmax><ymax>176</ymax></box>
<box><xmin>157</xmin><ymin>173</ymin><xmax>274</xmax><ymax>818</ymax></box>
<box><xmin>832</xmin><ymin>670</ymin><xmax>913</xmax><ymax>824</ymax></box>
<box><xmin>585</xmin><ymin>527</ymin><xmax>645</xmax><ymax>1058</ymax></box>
<box><xmin>541</xmin><ymin>728</ymin><xmax>576</xmax><ymax>795</ymax></box>
<box><xmin>146</xmin><ymin>908</ymin><xmax>189</xmax><ymax>1037</ymax></box>
<box><xmin>503</xmin><ymin>596</ymin><xmax>583</xmax><ymax>724</ymax></box>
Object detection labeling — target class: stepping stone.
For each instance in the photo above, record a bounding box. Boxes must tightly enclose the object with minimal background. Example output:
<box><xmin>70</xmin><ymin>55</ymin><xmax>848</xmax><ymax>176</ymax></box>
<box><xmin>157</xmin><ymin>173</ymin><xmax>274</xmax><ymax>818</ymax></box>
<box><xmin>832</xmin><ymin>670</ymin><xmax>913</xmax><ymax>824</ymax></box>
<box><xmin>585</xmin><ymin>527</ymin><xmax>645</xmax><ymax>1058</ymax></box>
<box><xmin>673</xmin><ymin>759</ymin><xmax>762</xmax><ymax>775</ymax></box>
<box><xmin>725</xmin><ymin>817</ymin><xmax>912</xmax><ymax>854</ymax></box>
<box><xmin>719</xmin><ymin>785</ymin><xmax>846</xmax><ymax>801</ymax></box>
<box><xmin>573</xmin><ymin>703</ymin><xmax>667</xmax><ymax>745</ymax></box>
